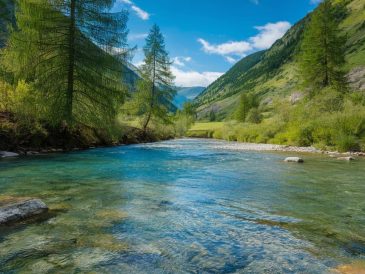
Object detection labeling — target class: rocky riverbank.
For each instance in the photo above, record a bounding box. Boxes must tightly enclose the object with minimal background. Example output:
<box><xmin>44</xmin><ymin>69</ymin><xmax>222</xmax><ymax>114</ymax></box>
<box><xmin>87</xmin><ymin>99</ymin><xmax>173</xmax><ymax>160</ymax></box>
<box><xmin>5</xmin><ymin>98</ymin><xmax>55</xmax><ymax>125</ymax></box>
<box><xmin>200</xmin><ymin>139</ymin><xmax>365</xmax><ymax>158</ymax></box>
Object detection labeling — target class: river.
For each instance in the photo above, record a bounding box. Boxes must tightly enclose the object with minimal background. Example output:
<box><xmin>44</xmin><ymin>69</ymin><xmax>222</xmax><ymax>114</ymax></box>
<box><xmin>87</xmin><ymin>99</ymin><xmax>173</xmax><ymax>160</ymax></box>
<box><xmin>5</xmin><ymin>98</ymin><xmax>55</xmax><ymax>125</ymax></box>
<box><xmin>0</xmin><ymin>139</ymin><xmax>364</xmax><ymax>273</ymax></box>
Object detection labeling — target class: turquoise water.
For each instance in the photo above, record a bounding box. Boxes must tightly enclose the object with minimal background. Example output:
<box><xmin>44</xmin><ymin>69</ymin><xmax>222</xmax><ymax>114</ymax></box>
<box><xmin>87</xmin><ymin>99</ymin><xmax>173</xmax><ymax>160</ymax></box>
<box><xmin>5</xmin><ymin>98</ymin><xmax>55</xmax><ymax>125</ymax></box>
<box><xmin>0</xmin><ymin>138</ymin><xmax>364</xmax><ymax>273</ymax></box>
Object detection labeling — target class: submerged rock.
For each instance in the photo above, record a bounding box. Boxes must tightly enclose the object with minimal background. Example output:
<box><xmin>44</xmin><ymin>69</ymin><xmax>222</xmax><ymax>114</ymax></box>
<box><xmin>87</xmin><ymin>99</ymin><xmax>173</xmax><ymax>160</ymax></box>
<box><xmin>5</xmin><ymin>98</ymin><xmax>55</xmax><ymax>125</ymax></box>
<box><xmin>334</xmin><ymin>261</ymin><xmax>365</xmax><ymax>274</ymax></box>
<box><xmin>0</xmin><ymin>151</ymin><xmax>19</xmax><ymax>158</ymax></box>
<box><xmin>284</xmin><ymin>157</ymin><xmax>304</xmax><ymax>163</ymax></box>
<box><xmin>0</xmin><ymin>197</ymin><xmax>48</xmax><ymax>225</ymax></box>
<box><xmin>337</xmin><ymin>157</ymin><xmax>355</xmax><ymax>161</ymax></box>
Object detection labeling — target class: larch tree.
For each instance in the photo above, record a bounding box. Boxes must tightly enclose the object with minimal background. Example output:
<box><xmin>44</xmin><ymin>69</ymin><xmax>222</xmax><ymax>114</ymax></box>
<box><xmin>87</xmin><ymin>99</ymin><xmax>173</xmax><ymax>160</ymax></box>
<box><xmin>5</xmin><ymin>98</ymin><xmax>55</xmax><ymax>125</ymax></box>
<box><xmin>131</xmin><ymin>24</ymin><xmax>175</xmax><ymax>133</ymax></box>
<box><xmin>4</xmin><ymin>0</ymin><xmax>130</xmax><ymax>127</ymax></box>
<box><xmin>299</xmin><ymin>0</ymin><xmax>347</xmax><ymax>92</ymax></box>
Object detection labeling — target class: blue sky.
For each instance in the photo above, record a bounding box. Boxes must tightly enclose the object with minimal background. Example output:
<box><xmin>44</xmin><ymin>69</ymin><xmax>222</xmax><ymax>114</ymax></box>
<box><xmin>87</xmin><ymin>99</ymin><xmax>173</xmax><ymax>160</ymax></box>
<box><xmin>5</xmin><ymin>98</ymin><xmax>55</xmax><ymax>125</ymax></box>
<box><xmin>113</xmin><ymin>0</ymin><xmax>321</xmax><ymax>87</ymax></box>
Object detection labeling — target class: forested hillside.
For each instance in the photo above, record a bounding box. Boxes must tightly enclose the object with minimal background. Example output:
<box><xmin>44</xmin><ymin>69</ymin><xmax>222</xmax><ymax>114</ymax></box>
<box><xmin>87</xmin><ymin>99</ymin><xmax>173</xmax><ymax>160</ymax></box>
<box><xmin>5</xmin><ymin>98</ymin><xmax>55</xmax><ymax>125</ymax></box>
<box><xmin>194</xmin><ymin>0</ymin><xmax>365</xmax><ymax>119</ymax></box>
<box><xmin>191</xmin><ymin>0</ymin><xmax>365</xmax><ymax>152</ymax></box>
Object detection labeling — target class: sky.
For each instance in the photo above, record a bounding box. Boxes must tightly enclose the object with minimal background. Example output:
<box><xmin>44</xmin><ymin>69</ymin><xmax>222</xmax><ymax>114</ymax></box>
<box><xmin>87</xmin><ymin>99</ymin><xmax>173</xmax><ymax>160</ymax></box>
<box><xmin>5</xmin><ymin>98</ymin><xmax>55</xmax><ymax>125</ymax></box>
<box><xmin>113</xmin><ymin>0</ymin><xmax>321</xmax><ymax>87</ymax></box>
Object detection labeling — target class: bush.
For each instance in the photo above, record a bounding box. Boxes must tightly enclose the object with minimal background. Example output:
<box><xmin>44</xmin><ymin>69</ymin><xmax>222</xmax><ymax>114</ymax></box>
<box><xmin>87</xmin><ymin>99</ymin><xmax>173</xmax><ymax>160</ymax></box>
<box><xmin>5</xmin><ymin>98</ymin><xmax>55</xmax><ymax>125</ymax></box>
<box><xmin>335</xmin><ymin>134</ymin><xmax>360</xmax><ymax>152</ymax></box>
<box><xmin>246</xmin><ymin>108</ymin><xmax>262</xmax><ymax>124</ymax></box>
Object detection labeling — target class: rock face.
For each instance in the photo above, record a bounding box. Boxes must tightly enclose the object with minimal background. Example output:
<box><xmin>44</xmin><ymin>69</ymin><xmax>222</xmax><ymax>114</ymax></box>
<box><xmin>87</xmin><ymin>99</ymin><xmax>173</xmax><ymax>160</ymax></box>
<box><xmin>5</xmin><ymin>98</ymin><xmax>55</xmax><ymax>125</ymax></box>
<box><xmin>284</xmin><ymin>157</ymin><xmax>304</xmax><ymax>163</ymax></box>
<box><xmin>0</xmin><ymin>198</ymin><xmax>48</xmax><ymax>225</ymax></box>
<box><xmin>290</xmin><ymin>92</ymin><xmax>304</xmax><ymax>104</ymax></box>
<box><xmin>0</xmin><ymin>151</ymin><xmax>19</xmax><ymax>158</ymax></box>
<box><xmin>348</xmin><ymin>66</ymin><xmax>365</xmax><ymax>91</ymax></box>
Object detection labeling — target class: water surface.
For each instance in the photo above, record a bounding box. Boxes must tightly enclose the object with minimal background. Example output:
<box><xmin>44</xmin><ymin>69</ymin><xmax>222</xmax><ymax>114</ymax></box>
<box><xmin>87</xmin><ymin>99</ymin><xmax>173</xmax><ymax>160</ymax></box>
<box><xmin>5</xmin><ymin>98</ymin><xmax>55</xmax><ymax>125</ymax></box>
<box><xmin>0</xmin><ymin>139</ymin><xmax>364</xmax><ymax>273</ymax></box>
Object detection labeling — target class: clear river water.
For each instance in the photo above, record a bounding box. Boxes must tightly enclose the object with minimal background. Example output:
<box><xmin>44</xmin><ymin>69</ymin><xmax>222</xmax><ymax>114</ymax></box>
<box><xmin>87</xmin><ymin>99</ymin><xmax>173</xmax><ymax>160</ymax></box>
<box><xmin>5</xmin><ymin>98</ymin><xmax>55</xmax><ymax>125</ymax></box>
<box><xmin>0</xmin><ymin>138</ymin><xmax>364</xmax><ymax>273</ymax></box>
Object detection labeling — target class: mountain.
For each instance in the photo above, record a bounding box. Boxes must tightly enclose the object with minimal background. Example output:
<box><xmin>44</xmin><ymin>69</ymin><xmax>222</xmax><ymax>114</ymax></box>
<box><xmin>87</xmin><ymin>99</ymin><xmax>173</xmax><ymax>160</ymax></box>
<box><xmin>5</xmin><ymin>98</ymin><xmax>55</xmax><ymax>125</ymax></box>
<box><xmin>193</xmin><ymin>0</ymin><xmax>365</xmax><ymax>120</ymax></box>
<box><xmin>174</xmin><ymin>86</ymin><xmax>205</xmax><ymax>109</ymax></box>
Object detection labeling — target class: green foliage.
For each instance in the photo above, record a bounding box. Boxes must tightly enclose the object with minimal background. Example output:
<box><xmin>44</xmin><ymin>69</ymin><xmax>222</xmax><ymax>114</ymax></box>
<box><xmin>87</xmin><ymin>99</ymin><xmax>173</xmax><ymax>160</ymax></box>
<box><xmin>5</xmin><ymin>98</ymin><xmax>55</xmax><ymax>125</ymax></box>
<box><xmin>3</xmin><ymin>0</ymin><xmax>129</xmax><ymax>128</ymax></box>
<box><xmin>209</xmin><ymin>109</ymin><xmax>216</xmax><ymax>122</ymax></box>
<box><xmin>299</xmin><ymin>0</ymin><xmax>348</xmax><ymax>91</ymax></box>
<box><xmin>0</xmin><ymin>0</ymin><xmax>15</xmax><ymax>48</ymax></box>
<box><xmin>246</xmin><ymin>108</ymin><xmax>263</xmax><ymax>124</ymax></box>
<box><xmin>174</xmin><ymin>102</ymin><xmax>197</xmax><ymax>136</ymax></box>
<box><xmin>195</xmin><ymin>93</ymin><xmax>365</xmax><ymax>152</ymax></box>
<box><xmin>128</xmin><ymin>24</ymin><xmax>175</xmax><ymax>132</ymax></box>
<box><xmin>233</xmin><ymin>92</ymin><xmax>262</xmax><ymax>124</ymax></box>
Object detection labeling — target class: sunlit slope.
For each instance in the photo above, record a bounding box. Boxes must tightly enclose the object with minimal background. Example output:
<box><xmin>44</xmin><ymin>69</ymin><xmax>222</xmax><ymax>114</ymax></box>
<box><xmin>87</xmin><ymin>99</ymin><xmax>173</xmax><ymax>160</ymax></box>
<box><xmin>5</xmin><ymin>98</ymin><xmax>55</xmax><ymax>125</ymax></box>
<box><xmin>194</xmin><ymin>0</ymin><xmax>365</xmax><ymax>120</ymax></box>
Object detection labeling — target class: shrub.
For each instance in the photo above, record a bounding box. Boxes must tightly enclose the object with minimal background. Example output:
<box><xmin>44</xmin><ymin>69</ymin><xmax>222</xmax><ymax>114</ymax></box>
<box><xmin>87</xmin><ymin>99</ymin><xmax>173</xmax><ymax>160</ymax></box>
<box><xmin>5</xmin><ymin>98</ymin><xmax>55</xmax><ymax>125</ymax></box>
<box><xmin>335</xmin><ymin>134</ymin><xmax>360</xmax><ymax>152</ymax></box>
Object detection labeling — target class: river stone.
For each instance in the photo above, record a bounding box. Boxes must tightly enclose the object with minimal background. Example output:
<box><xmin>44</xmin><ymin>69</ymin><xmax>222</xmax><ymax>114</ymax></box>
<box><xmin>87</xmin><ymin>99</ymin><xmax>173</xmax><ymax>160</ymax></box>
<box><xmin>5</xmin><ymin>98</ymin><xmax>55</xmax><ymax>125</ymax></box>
<box><xmin>337</xmin><ymin>156</ymin><xmax>355</xmax><ymax>161</ymax></box>
<box><xmin>0</xmin><ymin>151</ymin><xmax>19</xmax><ymax>158</ymax></box>
<box><xmin>0</xmin><ymin>198</ymin><xmax>48</xmax><ymax>225</ymax></box>
<box><xmin>284</xmin><ymin>157</ymin><xmax>304</xmax><ymax>163</ymax></box>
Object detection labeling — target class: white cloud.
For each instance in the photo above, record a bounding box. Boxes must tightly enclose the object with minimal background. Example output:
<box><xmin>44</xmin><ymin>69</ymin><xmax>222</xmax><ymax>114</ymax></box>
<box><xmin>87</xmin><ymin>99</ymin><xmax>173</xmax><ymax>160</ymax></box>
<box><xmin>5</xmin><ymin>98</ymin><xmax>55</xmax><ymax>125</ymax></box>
<box><xmin>173</xmin><ymin>56</ymin><xmax>192</xmax><ymax>67</ymax></box>
<box><xmin>119</xmin><ymin>0</ymin><xmax>149</xmax><ymax>20</ymax></box>
<box><xmin>198</xmin><ymin>39</ymin><xmax>252</xmax><ymax>56</ymax></box>
<box><xmin>225</xmin><ymin>56</ymin><xmax>238</xmax><ymax>64</ymax></box>
<box><xmin>171</xmin><ymin>66</ymin><xmax>223</xmax><ymax>87</ymax></box>
<box><xmin>198</xmin><ymin>21</ymin><xmax>291</xmax><ymax>63</ymax></box>
<box><xmin>250</xmin><ymin>0</ymin><xmax>259</xmax><ymax>4</ymax></box>
<box><xmin>131</xmin><ymin>5</ymin><xmax>150</xmax><ymax>20</ymax></box>
<box><xmin>250</xmin><ymin>21</ymin><xmax>292</xmax><ymax>49</ymax></box>
<box><xmin>129</xmin><ymin>33</ymin><xmax>148</xmax><ymax>41</ymax></box>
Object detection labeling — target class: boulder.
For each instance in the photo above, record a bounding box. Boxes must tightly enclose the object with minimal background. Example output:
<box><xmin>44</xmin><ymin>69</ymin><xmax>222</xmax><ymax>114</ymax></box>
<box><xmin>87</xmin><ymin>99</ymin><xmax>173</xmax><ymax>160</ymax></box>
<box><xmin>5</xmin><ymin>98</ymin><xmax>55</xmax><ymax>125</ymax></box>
<box><xmin>284</xmin><ymin>157</ymin><xmax>304</xmax><ymax>163</ymax></box>
<box><xmin>290</xmin><ymin>92</ymin><xmax>304</xmax><ymax>104</ymax></box>
<box><xmin>0</xmin><ymin>151</ymin><xmax>19</xmax><ymax>158</ymax></box>
<box><xmin>0</xmin><ymin>197</ymin><xmax>48</xmax><ymax>225</ymax></box>
<box><xmin>337</xmin><ymin>156</ymin><xmax>355</xmax><ymax>161</ymax></box>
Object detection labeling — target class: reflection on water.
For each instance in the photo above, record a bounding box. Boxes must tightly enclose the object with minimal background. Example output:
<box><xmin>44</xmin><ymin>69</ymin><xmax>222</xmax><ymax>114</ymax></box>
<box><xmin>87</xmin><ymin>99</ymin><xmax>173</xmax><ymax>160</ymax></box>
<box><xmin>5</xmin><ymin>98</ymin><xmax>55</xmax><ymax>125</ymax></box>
<box><xmin>0</xmin><ymin>138</ymin><xmax>364</xmax><ymax>273</ymax></box>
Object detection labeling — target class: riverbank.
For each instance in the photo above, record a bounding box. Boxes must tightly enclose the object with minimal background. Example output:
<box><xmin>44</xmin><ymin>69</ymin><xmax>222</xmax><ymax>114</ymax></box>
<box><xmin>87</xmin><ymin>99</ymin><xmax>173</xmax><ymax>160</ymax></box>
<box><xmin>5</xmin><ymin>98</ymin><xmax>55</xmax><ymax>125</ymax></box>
<box><xmin>184</xmin><ymin>138</ymin><xmax>365</xmax><ymax>158</ymax></box>
<box><xmin>0</xmin><ymin>111</ymin><xmax>172</xmax><ymax>156</ymax></box>
<box><xmin>187</xmin><ymin>122</ymin><xmax>365</xmax><ymax>156</ymax></box>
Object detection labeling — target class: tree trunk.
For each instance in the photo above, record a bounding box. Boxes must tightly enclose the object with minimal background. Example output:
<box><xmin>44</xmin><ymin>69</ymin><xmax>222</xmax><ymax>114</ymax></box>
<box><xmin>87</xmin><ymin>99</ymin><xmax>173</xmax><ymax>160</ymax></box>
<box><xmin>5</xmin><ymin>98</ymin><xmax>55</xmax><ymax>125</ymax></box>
<box><xmin>143</xmin><ymin>49</ymin><xmax>157</xmax><ymax>133</ymax></box>
<box><xmin>65</xmin><ymin>0</ymin><xmax>76</xmax><ymax>123</ymax></box>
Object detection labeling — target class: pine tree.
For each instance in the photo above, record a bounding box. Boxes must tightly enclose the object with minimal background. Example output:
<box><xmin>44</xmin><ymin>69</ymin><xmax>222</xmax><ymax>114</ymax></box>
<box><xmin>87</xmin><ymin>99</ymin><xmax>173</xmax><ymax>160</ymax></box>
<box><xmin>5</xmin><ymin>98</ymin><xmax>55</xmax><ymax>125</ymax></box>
<box><xmin>299</xmin><ymin>0</ymin><xmax>347</xmax><ymax>92</ymax></box>
<box><xmin>4</xmin><ymin>0</ymin><xmax>129</xmax><ymax>127</ymax></box>
<box><xmin>132</xmin><ymin>24</ymin><xmax>175</xmax><ymax>132</ymax></box>
<box><xmin>234</xmin><ymin>93</ymin><xmax>258</xmax><ymax>122</ymax></box>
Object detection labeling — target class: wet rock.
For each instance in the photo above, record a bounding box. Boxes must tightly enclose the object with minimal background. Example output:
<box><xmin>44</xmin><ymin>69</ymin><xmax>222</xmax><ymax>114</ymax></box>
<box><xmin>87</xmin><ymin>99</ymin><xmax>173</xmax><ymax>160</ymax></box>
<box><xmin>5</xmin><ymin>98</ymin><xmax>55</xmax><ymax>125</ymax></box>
<box><xmin>284</xmin><ymin>157</ymin><xmax>304</xmax><ymax>163</ymax></box>
<box><xmin>0</xmin><ymin>197</ymin><xmax>48</xmax><ymax>225</ymax></box>
<box><xmin>337</xmin><ymin>157</ymin><xmax>355</xmax><ymax>161</ymax></box>
<box><xmin>0</xmin><ymin>151</ymin><xmax>19</xmax><ymax>158</ymax></box>
<box><xmin>334</xmin><ymin>261</ymin><xmax>365</xmax><ymax>274</ymax></box>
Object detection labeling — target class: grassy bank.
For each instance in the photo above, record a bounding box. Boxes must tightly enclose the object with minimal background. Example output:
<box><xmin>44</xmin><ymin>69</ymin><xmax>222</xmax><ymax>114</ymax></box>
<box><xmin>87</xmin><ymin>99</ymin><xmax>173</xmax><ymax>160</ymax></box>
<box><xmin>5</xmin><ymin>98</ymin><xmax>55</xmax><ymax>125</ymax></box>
<box><xmin>0</xmin><ymin>111</ymin><xmax>175</xmax><ymax>154</ymax></box>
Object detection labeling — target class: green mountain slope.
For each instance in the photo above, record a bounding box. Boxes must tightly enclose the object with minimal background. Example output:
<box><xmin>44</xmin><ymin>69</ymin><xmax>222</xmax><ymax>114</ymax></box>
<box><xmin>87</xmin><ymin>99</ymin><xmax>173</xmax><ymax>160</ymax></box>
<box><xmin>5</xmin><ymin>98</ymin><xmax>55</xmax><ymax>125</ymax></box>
<box><xmin>194</xmin><ymin>0</ymin><xmax>365</xmax><ymax>120</ymax></box>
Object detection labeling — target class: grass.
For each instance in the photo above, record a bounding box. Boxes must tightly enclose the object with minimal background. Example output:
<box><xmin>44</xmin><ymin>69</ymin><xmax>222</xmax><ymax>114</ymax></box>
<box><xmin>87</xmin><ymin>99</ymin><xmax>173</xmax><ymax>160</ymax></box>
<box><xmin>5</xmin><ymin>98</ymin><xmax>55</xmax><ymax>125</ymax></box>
<box><xmin>189</xmin><ymin>122</ymin><xmax>224</xmax><ymax>131</ymax></box>
<box><xmin>187</xmin><ymin>122</ymin><xmax>224</xmax><ymax>138</ymax></box>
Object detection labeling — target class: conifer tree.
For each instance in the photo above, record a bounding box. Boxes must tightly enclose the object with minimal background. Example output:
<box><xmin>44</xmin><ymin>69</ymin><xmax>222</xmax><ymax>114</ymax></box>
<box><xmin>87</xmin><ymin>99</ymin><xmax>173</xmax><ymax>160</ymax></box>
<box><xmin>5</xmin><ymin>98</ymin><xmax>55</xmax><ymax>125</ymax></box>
<box><xmin>299</xmin><ymin>0</ymin><xmax>347</xmax><ymax>92</ymax></box>
<box><xmin>4</xmin><ymin>0</ymin><xmax>129</xmax><ymax>127</ymax></box>
<box><xmin>131</xmin><ymin>24</ymin><xmax>175</xmax><ymax>132</ymax></box>
<box><xmin>234</xmin><ymin>93</ymin><xmax>258</xmax><ymax>122</ymax></box>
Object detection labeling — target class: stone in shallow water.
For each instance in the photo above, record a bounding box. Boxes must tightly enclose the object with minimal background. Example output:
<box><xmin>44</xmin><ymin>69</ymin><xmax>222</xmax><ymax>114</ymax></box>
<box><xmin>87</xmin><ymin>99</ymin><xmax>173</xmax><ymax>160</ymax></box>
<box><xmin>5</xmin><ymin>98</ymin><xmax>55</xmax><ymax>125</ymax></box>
<box><xmin>337</xmin><ymin>156</ymin><xmax>356</xmax><ymax>161</ymax></box>
<box><xmin>334</xmin><ymin>261</ymin><xmax>365</xmax><ymax>274</ymax></box>
<box><xmin>0</xmin><ymin>197</ymin><xmax>48</xmax><ymax>225</ymax></box>
<box><xmin>284</xmin><ymin>157</ymin><xmax>304</xmax><ymax>163</ymax></box>
<box><xmin>0</xmin><ymin>151</ymin><xmax>19</xmax><ymax>158</ymax></box>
